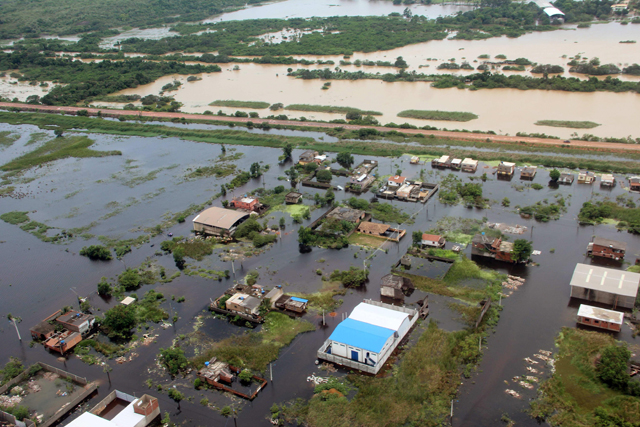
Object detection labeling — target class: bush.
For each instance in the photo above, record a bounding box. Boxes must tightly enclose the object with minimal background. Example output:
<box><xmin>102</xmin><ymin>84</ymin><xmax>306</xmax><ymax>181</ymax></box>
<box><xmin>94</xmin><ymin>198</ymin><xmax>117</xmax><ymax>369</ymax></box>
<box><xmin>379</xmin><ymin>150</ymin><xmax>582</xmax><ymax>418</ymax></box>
<box><xmin>159</xmin><ymin>347</ymin><xmax>188</xmax><ymax>376</ymax></box>
<box><xmin>238</xmin><ymin>369</ymin><xmax>253</xmax><ymax>383</ymax></box>
<box><xmin>597</xmin><ymin>345</ymin><xmax>631</xmax><ymax>391</ymax></box>
<box><xmin>253</xmin><ymin>233</ymin><xmax>277</xmax><ymax>248</ymax></box>
<box><xmin>235</xmin><ymin>217</ymin><xmax>263</xmax><ymax>238</ymax></box>
<box><xmin>173</xmin><ymin>247</ymin><xmax>185</xmax><ymax>269</ymax></box>
<box><xmin>118</xmin><ymin>268</ymin><xmax>141</xmax><ymax>291</ymax></box>
<box><xmin>316</xmin><ymin>169</ymin><xmax>332</xmax><ymax>182</ymax></box>
<box><xmin>80</xmin><ymin>245</ymin><xmax>112</xmax><ymax>260</ymax></box>
<box><xmin>97</xmin><ymin>277</ymin><xmax>112</xmax><ymax>296</ymax></box>
<box><xmin>102</xmin><ymin>305</ymin><xmax>136</xmax><ymax>340</ymax></box>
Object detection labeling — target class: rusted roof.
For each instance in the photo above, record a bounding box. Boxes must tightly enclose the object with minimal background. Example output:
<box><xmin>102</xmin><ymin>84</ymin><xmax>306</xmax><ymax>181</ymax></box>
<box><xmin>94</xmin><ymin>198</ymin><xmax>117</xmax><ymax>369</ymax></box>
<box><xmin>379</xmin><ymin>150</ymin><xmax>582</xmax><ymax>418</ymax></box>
<box><xmin>593</xmin><ymin>237</ymin><xmax>626</xmax><ymax>251</ymax></box>
<box><xmin>193</xmin><ymin>207</ymin><xmax>249</xmax><ymax>229</ymax></box>
<box><xmin>357</xmin><ymin>222</ymin><xmax>390</xmax><ymax>234</ymax></box>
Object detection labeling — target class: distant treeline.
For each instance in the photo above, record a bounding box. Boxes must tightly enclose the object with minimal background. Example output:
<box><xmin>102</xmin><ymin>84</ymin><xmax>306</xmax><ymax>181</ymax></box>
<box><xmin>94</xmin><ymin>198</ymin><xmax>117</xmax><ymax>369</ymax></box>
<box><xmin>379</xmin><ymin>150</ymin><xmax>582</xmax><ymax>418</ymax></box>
<box><xmin>288</xmin><ymin>68</ymin><xmax>640</xmax><ymax>93</ymax></box>
<box><xmin>0</xmin><ymin>0</ymin><xmax>269</xmax><ymax>39</ymax></box>
<box><xmin>0</xmin><ymin>52</ymin><xmax>220</xmax><ymax>105</ymax></box>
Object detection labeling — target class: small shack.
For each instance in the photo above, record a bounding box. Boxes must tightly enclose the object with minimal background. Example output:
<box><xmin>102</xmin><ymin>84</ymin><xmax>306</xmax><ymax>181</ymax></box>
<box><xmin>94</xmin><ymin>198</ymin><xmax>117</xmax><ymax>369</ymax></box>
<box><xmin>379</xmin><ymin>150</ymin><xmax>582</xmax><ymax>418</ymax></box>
<box><xmin>587</xmin><ymin>237</ymin><xmax>626</xmax><ymax>261</ymax></box>
<box><xmin>285</xmin><ymin>192</ymin><xmax>302</xmax><ymax>204</ymax></box>
<box><xmin>56</xmin><ymin>311</ymin><xmax>95</xmax><ymax>336</ymax></box>
<box><xmin>230</xmin><ymin>197</ymin><xmax>261</xmax><ymax>212</ymax></box>
<box><xmin>380</xmin><ymin>274</ymin><xmax>414</xmax><ymax>300</ymax></box>
<box><xmin>629</xmin><ymin>177</ymin><xmax>640</xmax><ymax>192</ymax></box>
<box><xmin>193</xmin><ymin>207</ymin><xmax>250</xmax><ymax>236</ymax></box>
<box><xmin>569</xmin><ymin>263</ymin><xmax>640</xmax><ymax>309</ymax></box>
<box><xmin>298</xmin><ymin>150</ymin><xmax>319</xmax><ymax>165</ymax></box>
<box><xmin>410</xmin><ymin>156</ymin><xmax>419</xmax><ymax>164</ymax></box>
<box><xmin>577</xmin><ymin>304</ymin><xmax>623</xmax><ymax>332</ymax></box>
<box><xmin>497</xmin><ymin>161</ymin><xmax>516</xmax><ymax>178</ymax></box>
<box><xmin>600</xmin><ymin>174</ymin><xmax>615</xmax><ymax>187</ymax></box>
<box><xmin>450</xmin><ymin>158</ymin><xmax>462</xmax><ymax>170</ymax></box>
<box><xmin>558</xmin><ymin>173</ymin><xmax>574</xmax><ymax>185</ymax></box>
<box><xmin>421</xmin><ymin>233</ymin><xmax>445</xmax><ymax>248</ymax></box>
<box><xmin>461</xmin><ymin>158</ymin><xmax>478</xmax><ymax>173</ymax></box>
<box><xmin>326</xmin><ymin>207</ymin><xmax>365</xmax><ymax>223</ymax></box>
<box><xmin>276</xmin><ymin>296</ymin><xmax>308</xmax><ymax>313</ymax></box>
<box><xmin>520</xmin><ymin>166</ymin><xmax>537</xmax><ymax>180</ymax></box>
<box><xmin>578</xmin><ymin>171</ymin><xmax>596</xmax><ymax>184</ymax></box>
<box><xmin>431</xmin><ymin>155</ymin><xmax>451</xmax><ymax>168</ymax></box>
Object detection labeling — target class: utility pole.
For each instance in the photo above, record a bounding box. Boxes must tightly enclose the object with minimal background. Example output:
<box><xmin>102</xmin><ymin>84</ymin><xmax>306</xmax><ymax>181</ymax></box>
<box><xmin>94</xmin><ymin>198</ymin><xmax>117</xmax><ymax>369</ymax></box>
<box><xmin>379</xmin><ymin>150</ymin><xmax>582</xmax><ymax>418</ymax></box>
<box><xmin>12</xmin><ymin>317</ymin><xmax>21</xmax><ymax>341</ymax></box>
<box><xmin>270</xmin><ymin>363</ymin><xmax>273</xmax><ymax>381</ymax></box>
<box><xmin>322</xmin><ymin>310</ymin><xmax>325</xmax><ymax>326</ymax></box>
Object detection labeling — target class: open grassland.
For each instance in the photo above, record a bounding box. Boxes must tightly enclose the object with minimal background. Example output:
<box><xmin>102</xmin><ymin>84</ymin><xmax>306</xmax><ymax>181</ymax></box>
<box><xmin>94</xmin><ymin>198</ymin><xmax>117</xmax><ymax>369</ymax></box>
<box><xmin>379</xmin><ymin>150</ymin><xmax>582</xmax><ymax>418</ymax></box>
<box><xmin>0</xmin><ymin>131</ymin><xmax>19</xmax><ymax>147</ymax></box>
<box><xmin>1</xmin><ymin>135</ymin><xmax>121</xmax><ymax>173</ymax></box>
<box><xmin>192</xmin><ymin>312</ymin><xmax>315</xmax><ymax>372</ymax></box>
<box><xmin>535</xmin><ymin>120</ymin><xmax>601</xmax><ymax>129</ymax></box>
<box><xmin>397</xmin><ymin>110</ymin><xmax>479</xmax><ymax>122</ymax></box>
<box><xmin>530</xmin><ymin>328</ymin><xmax>640</xmax><ymax>426</ymax></box>
<box><xmin>209</xmin><ymin>100</ymin><xmax>271</xmax><ymax>109</ymax></box>
<box><xmin>285</xmin><ymin>104</ymin><xmax>382</xmax><ymax>116</ymax></box>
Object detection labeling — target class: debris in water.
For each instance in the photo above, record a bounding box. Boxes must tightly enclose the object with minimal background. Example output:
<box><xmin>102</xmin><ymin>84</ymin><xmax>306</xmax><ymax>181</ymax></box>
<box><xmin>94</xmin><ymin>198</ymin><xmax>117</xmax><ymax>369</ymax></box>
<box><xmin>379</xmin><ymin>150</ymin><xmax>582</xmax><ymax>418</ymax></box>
<box><xmin>505</xmin><ymin>389</ymin><xmax>521</xmax><ymax>398</ymax></box>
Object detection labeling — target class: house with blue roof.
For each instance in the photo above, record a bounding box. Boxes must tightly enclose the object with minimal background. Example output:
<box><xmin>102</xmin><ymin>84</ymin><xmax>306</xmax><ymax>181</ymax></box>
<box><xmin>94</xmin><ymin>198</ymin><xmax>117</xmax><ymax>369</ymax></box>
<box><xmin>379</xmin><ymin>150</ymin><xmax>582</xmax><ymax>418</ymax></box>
<box><xmin>318</xmin><ymin>300</ymin><xmax>417</xmax><ymax>374</ymax></box>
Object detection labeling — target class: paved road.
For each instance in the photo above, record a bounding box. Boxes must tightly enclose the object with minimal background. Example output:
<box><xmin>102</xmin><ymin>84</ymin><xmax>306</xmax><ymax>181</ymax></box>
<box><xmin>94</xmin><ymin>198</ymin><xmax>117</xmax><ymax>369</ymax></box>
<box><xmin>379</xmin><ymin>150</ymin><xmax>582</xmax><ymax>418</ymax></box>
<box><xmin>1</xmin><ymin>102</ymin><xmax>638</xmax><ymax>153</ymax></box>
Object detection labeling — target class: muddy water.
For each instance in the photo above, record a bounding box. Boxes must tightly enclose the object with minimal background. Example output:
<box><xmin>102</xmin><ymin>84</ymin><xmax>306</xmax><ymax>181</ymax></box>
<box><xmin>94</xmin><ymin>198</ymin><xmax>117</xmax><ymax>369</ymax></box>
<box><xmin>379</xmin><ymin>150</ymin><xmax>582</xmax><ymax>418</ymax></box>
<box><xmin>1</xmin><ymin>123</ymin><xmax>640</xmax><ymax>426</ymax></box>
<box><xmin>114</xmin><ymin>65</ymin><xmax>640</xmax><ymax>139</ymax></box>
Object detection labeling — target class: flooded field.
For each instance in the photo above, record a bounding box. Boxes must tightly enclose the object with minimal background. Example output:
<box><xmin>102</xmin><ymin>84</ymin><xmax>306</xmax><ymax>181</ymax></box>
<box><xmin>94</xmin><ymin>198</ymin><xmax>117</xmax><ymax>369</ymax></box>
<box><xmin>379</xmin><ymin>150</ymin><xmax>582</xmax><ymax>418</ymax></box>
<box><xmin>1</xmin><ymin>120</ymin><xmax>639</xmax><ymax>426</ymax></box>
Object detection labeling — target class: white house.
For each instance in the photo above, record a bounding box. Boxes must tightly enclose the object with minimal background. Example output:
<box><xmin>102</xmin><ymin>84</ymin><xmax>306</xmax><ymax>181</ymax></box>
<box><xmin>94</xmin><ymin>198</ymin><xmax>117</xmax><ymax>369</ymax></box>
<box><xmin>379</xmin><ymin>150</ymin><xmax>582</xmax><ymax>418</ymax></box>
<box><xmin>421</xmin><ymin>233</ymin><xmax>445</xmax><ymax>248</ymax></box>
<box><xmin>318</xmin><ymin>300</ymin><xmax>417</xmax><ymax>374</ymax></box>
<box><xmin>387</xmin><ymin>175</ymin><xmax>407</xmax><ymax>187</ymax></box>
<box><xmin>67</xmin><ymin>391</ymin><xmax>160</xmax><ymax>427</ymax></box>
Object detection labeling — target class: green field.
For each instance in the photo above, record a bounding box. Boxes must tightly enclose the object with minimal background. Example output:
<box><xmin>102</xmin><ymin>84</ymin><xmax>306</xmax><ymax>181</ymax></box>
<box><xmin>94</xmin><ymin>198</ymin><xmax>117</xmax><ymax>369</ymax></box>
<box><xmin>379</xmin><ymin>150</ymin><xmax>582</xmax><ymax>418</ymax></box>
<box><xmin>285</xmin><ymin>104</ymin><xmax>382</xmax><ymax>115</ymax></box>
<box><xmin>209</xmin><ymin>100</ymin><xmax>271</xmax><ymax>109</ymax></box>
<box><xmin>535</xmin><ymin>120</ymin><xmax>601</xmax><ymax>129</ymax></box>
<box><xmin>397</xmin><ymin>110</ymin><xmax>479</xmax><ymax>122</ymax></box>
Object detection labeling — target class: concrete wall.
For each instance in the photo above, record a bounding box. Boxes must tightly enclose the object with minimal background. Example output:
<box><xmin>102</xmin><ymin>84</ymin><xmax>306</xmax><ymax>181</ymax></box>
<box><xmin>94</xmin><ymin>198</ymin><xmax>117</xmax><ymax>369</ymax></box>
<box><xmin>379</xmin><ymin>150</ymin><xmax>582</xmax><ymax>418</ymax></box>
<box><xmin>570</xmin><ymin>286</ymin><xmax>635</xmax><ymax>309</ymax></box>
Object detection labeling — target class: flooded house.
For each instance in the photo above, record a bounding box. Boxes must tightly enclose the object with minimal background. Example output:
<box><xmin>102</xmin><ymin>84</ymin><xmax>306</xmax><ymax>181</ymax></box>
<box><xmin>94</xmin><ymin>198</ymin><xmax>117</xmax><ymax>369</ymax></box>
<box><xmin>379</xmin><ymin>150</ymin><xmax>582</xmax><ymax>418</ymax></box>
<box><xmin>44</xmin><ymin>330</ymin><xmax>82</xmax><ymax>354</ymax></box>
<box><xmin>192</xmin><ymin>207</ymin><xmax>250</xmax><ymax>236</ymax></box>
<box><xmin>600</xmin><ymin>174</ymin><xmax>615</xmax><ymax>187</ymax></box>
<box><xmin>326</xmin><ymin>206</ymin><xmax>365</xmax><ymax>223</ymax></box>
<box><xmin>32</xmin><ymin>310</ymin><xmax>95</xmax><ymax>354</ymax></box>
<box><xmin>431</xmin><ymin>155</ymin><xmax>451</xmax><ymax>168</ymax></box>
<box><xmin>410</xmin><ymin>156</ymin><xmax>420</xmax><ymax>164</ymax></box>
<box><xmin>461</xmin><ymin>158</ymin><xmax>478</xmax><ymax>173</ymax></box>
<box><xmin>387</xmin><ymin>175</ymin><xmax>407</xmax><ymax>187</ymax></box>
<box><xmin>569</xmin><ymin>263</ymin><xmax>640</xmax><ymax>309</ymax></box>
<box><xmin>578</xmin><ymin>171</ymin><xmax>596</xmax><ymax>184</ymax></box>
<box><xmin>471</xmin><ymin>233</ymin><xmax>513</xmax><ymax>262</ymax></box>
<box><xmin>558</xmin><ymin>173</ymin><xmax>575</xmax><ymax>185</ymax></box>
<box><xmin>520</xmin><ymin>166</ymin><xmax>537</xmax><ymax>180</ymax></box>
<box><xmin>576</xmin><ymin>304</ymin><xmax>623</xmax><ymax>332</ymax></box>
<box><xmin>284</xmin><ymin>191</ymin><xmax>302</xmax><ymax>204</ymax></box>
<box><xmin>197</xmin><ymin>357</ymin><xmax>267</xmax><ymax>400</ymax></box>
<box><xmin>450</xmin><ymin>158</ymin><xmax>462</xmax><ymax>170</ymax></box>
<box><xmin>275</xmin><ymin>296</ymin><xmax>309</xmax><ymax>313</ymax></box>
<box><xmin>380</xmin><ymin>274</ymin><xmax>414</xmax><ymax>300</ymax></box>
<box><xmin>230</xmin><ymin>197</ymin><xmax>264</xmax><ymax>212</ymax></box>
<box><xmin>496</xmin><ymin>161</ymin><xmax>516</xmax><ymax>178</ymax></box>
<box><xmin>318</xmin><ymin>300</ymin><xmax>418</xmax><ymax>374</ymax></box>
<box><xmin>30</xmin><ymin>310</ymin><xmax>62</xmax><ymax>340</ymax></box>
<box><xmin>587</xmin><ymin>237</ymin><xmax>626</xmax><ymax>261</ymax></box>
<box><xmin>298</xmin><ymin>150</ymin><xmax>319</xmax><ymax>165</ymax></box>
<box><xmin>225</xmin><ymin>293</ymin><xmax>261</xmax><ymax>316</ymax></box>
<box><xmin>68</xmin><ymin>391</ymin><xmax>160</xmax><ymax>427</ymax></box>
<box><xmin>421</xmin><ymin>233</ymin><xmax>445</xmax><ymax>248</ymax></box>
<box><xmin>630</xmin><ymin>177</ymin><xmax>640</xmax><ymax>192</ymax></box>
<box><xmin>356</xmin><ymin>222</ymin><xmax>406</xmax><ymax>241</ymax></box>
<box><xmin>55</xmin><ymin>311</ymin><xmax>95</xmax><ymax>336</ymax></box>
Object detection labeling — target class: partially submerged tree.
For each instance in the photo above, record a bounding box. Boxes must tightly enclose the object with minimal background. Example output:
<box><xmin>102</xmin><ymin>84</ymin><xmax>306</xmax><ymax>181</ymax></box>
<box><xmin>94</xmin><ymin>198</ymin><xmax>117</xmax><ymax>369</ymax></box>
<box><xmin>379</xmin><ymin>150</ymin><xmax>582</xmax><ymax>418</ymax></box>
<box><xmin>511</xmin><ymin>239</ymin><xmax>533</xmax><ymax>262</ymax></box>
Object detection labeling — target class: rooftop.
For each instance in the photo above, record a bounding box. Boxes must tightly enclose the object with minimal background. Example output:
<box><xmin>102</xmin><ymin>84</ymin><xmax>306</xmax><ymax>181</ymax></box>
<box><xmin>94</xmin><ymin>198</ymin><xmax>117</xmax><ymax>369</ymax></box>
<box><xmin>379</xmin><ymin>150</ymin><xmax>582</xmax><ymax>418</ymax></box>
<box><xmin>462</xmin><ymin>158</ymin><xmax>478</xmax><ymax>165</ymax></box>
<box><xmin>577</xmin><ymin>304</ymin><xmax>624</xmax><ymax>325</ymax></box>
<box><xmin>422</xmin><ymin>233</ymin><xmax>442</xmax><ymax>241</ymax></box>
<box><xmin>388</xmin><ymin>175</ymin><xmax>407</xmax><ymax>184</ymax></box>
<box><xmin>592</xmin><ymin>237</ymin><xmax>626</xmax><ymax>251</ymax></box>
<box><xmin>329</xmin><ymin>318</ymin><xmax>394</xmax><ymax>353</ymax></box>
<box><xmin>570</xmin><ymin>263</ymin><xmax>640</xmax><ymax>298</ymax></box>
<box><xmin>381</xmin><ymin>274</ymin><xmax>404</xmax><ymax>290</ymax></box>
<box><xmin>349</xmin><ymin>302</ymin><xmax>409</xmax><ymax>332</ymax></box>
<box><xmin>327</xmin><ymin>207</ymin><xmax>365</xmax><ymax>223</ymax></box>
<box><xmin>56</xmin><ymin>311</ymin><xmax>93</xmax><ymax>326</ymax></box>
<box><xmin>193</xmin><ymin>207</ymin><xmax>249</xmax><ymax>229</ymax></box>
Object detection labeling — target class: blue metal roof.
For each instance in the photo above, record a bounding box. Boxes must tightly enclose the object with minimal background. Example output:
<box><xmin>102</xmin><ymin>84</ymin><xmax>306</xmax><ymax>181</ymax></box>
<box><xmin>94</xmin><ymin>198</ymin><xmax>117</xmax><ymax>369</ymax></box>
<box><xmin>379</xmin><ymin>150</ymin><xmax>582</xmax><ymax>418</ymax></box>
<box><xmin>290</xmin><ymin>297</ymin><xmax>308</xmax><ymax>303</ymax></box>
<box><xmin>328</xmin><ymin>318</ymin><xmax>394</xmax><ymax>353</ymax></box>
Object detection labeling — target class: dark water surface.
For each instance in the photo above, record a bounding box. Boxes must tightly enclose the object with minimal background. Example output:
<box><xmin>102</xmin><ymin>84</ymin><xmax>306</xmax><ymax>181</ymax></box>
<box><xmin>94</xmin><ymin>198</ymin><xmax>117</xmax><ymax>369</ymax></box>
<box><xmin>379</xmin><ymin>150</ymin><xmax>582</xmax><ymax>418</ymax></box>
<box><xmin>0</xmin><ymin>123</ymin><xmax>638</xmax><ymax>426</ymax></box>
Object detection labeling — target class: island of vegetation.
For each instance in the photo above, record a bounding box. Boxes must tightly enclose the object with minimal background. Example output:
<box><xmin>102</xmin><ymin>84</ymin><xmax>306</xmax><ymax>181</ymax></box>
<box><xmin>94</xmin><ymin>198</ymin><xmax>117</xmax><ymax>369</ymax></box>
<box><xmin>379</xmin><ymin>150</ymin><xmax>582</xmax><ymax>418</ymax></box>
<box><xmin>535</xmin><ymin>120</ymin><xmax>600</xmax><ymax>129</ymax></box>
<box><xmin>285</xmin><ymin>104</ymin><xmax>382</xmax><ymax>115</ymax></box>
<box><xmin>397</xmin><ymin>110</ymin><xmax>478</xmax><ymax>122</ymax></box>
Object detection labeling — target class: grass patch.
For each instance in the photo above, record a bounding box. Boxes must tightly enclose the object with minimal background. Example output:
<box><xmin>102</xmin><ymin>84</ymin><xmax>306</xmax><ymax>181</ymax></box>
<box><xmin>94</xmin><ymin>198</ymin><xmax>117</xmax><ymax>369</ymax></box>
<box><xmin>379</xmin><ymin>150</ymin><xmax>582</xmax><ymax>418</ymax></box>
<box><xmin>0</xmin><ymin>131</ymin><xmax>20</xmax><ymax>148</ymax></box>
<box><xmin>274</xmin><ymin>204</ymin><xmax>309</xmax><ymax>217</ymax></box>
<box><xmin>185</xmin><ymin>164</ymin><xmax>237</xmax><ymax>180</ymax></box>
<box><xmin>291</xmin><ymin>280</ymin><xmax>347</xmax><ymax>311</ymax></box>
<box><xmin>285</xmin><ymin>104</ymin><xmax>382</xmax><ymax>115</ymax></box>
<box><xmin>397</xmin><ymin>110</ymin><xmax>478</xmax><ymax>122</ymax></box>
<box><xmin>535</xmin><ymin>120</ymin><xmax>601</xmax><ymax>129</ymax></box>
<box><xmin>193</xmin><ymin>312</ymin><xmax>315</xmax><ymax>372</ymax></box>
<box><xmin>348</xmin><ymin>233</ymin><xmax>389</xmax><ymax>248</ymax></box>
<box><xmin>1</xmin><ymin>136</ymin><xmax>121</xmax><ymax>173</ymax></box>
<box><xmin>25</xmin><ymin>132</ymin><xmax>49</xmax><ymax>146</ymax></box>
<box><xmin>0</xmin><ymin>211</ymin><xmax>29</xmax><ymax>224</ymax></box>
<box><xmin>209</xmin><ymin>100</ymin><xmax>270</xmax><ymax>109</ymax></box>
<box><xmin>529</xmin><ymin>328</ymin><xmax>640</xmax><ymax>426</ymax></box>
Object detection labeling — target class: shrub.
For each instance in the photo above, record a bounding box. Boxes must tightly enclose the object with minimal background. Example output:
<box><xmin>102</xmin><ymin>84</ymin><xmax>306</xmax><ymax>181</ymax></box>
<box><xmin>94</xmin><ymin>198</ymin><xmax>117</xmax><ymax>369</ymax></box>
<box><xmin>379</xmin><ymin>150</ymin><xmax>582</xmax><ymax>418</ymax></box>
<box><xmin>80</xmin><ymin>245</ymin><xmax>112</xmax><ymax>260</ymax></box>
<box><xmin>118</xmin><ymin>268</ymin><xmax>141</xmax><ymax>291</ymax></box>
<box><xmin>97</xmin><ymin>277</ymin><xmax>112</xmax><ymax>296</ymax></box>
<box><xmin>597</xmin><ymin>345</ymin><xmax>631</xmax><ymax>391</ymax></box>
<box><xmin>238</xmin><ymin>369</ymin><xmax>253</xmax><ymax>383</ymax></box>
<box><xmin>102</xmin><ymin>305</ymin><xmax>136</xmax><ymax>340</ymax></box>
<box><xmin>159</xmin><ymin>347</ymin><xmax>188</xmax><ymax>376</ymax></box>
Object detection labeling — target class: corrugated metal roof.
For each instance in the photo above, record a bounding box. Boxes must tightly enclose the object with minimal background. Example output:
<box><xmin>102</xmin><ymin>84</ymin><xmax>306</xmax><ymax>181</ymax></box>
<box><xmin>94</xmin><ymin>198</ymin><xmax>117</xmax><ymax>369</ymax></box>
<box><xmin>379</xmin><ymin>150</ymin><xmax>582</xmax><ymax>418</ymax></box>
<box><xmin>193</xmin><ymin>207</ymin><xmax>249</xmax><ymax>229</ymax></box>
<box><xmin>570</xmin><ymin>263</ymin><xmax>640</xmax><ymax>297</ymax></box>
<box><xmin>349</xmin><ymin>302</ymin><xmax>409</xmax><ymax>332</ymax></box>
<box><xmin>577</xmin><ymin>304</ymin><xmax>624</xmax><ymax>324</ymax></box>
<box><xmin>329</xmin><ymin>318</ymin><xmax>394</xmax><ymax>353</ymax></box>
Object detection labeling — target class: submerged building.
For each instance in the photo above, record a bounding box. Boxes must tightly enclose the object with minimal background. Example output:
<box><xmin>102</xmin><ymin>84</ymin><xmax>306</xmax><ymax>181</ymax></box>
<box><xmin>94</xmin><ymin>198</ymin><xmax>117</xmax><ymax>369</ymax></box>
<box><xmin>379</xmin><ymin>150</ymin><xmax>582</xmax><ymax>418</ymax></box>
<box><xmin>569</xmin><ymin>263</ymin><xmax>640</xmax><ymax>309</ymax></box>
<box><xmin>317</xmin><ymin>300</ymin><xmax>418</xmax><ymax>374</ymax></box>
<box><xmin>192</xmin><ymin>207</ymin><xmax>250</xmax><ymax>236</ymax></box>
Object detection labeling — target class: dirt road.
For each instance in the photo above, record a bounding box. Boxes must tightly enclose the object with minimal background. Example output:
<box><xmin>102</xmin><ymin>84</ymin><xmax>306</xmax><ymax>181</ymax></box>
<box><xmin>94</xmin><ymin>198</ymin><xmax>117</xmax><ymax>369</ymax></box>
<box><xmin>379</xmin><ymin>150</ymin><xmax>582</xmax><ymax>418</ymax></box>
<box><xmin>1</xmin><ymin>102</ymin><xmax>638</xmax><ymax>153</ymax></box>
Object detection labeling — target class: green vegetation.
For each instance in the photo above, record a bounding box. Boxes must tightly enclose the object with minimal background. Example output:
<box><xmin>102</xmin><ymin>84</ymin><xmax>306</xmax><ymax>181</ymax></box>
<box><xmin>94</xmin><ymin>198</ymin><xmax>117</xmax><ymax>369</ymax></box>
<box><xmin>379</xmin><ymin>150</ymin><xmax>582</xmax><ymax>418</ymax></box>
<box><xmin>346</xmin><ymin>197</ymin><xmax>411</xmax><ymax>224</ymax></box>
<box><xmin>511</xmin><ymin>239</ymin><xmax>533</xmax><ymax>262</ymax></box>
<box><xmin>535</xmin><ymin>120</ymin><xmax>600</xmax><ymax>129</ymax></box>
<box><xmin>159</xmin><ymin>346</ymin><xmax>188</xmax><ymax>376</ymax></box>
<box><xmin>0</xmin><ymin>131</ymin><xmax>19</xmax><ymax>148</ymax></box>
<box><xmin>0</xmin><ymin>357</ymin><xmax>24</xmax><ymax>385</ymax></box>
<box><xmin>398</xmin><ymin>110</ymin><xmax>478</xmax><ymax>122</ymax></box>
<box><xmin>101</xmin><ymin>305</ymin><xmax>137</xmax><ymax>340</ymax></box>
<box><xmin>438</xmin><ymin>175</ymin><xmax>487</xmax><ymax>208</ymax></box>
<box><xmin>578</xmin><ymin>200</ymin><xmax>640</xmax><ymax>233</ymax></box>
<box><xmin>0</xmin><ymin>211</ymin><xmax>29</xmax><ymax>225</ymax></box>
<box><xmin>80</xmin><ymin>245</ymin><xmax>113</xmax><ymax>260</ymax></box>
<box><xmin>193</xmin><ymin>312</ymin><xmax>315</xmax><ymax>372</ymax></box>
<box><xmin>286</xmin><ymin>104</ymin><xmax>382</xmax><ymax>116</ymax></box>
<box><xmin>519</xmin><ymin>194</ymin><xmax>567</xmax><ymax>222</ymax></box>
<box><xmin>0</xmin><ymin>210</ymin><xmax>70</xmax><ymax>243</ymax></box>
<box><xmin>209</xmin><ymin>100</ymin><xmax>270</xmax><ymax>109</ymax></box>
<box><xmin>530</xmin><ymin>328</ymin><xmax>640</xmax><ymax>426</ymax></box>
<box><xmin>0</xmin><ymin>0</ymin><xmax>269</xmax><ymax>38</ymax></box>
<box><xmin>329</xmin><ymin>267</ymin><xmax>368</xmax><ymax>288</ymax></box>
<box><xmin>1</xmin><ymin>136</ymin><xmax>121</xmax><ymax>173</ymax></box>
